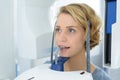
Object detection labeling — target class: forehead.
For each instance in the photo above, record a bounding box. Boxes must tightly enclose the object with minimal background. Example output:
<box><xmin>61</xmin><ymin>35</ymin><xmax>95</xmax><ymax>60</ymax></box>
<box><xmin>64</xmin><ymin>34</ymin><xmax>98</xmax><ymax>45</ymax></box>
<box><xmin>56</xmin><ymin>13</ymin><xmax>83</xmax><ymax>30</ymax></box>
<box><xmin>56</xmin><ymin>13</ymin><xmax>79</xmax><ymax>26</ymax></box>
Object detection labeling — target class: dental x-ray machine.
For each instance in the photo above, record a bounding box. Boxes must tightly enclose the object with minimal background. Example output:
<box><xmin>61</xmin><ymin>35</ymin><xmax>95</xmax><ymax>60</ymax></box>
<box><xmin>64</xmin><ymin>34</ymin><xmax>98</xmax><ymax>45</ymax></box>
<box><xmin>15</xmin><ymin>7</ymin><xmax>93</xmax><ymax>80</ymax></box>
<box><xmin>15</xmin><ymin>0</ymin><xmax>93</xmax><ymax>80</ymax></box>
<box><xmin>15</xmin><ymin>0</ymin><xmax>120</xmax><ymax>80</ymax></box>
<box><xmin>15</xmin><ymin>6</ymin><xmax>93</xmax><ymax>80</ymax></box>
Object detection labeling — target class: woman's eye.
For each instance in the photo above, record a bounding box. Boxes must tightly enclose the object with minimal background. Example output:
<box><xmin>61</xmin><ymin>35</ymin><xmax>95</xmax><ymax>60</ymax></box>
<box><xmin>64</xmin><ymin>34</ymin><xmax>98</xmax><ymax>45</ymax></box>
<box><xmin>69</xmin><ymin>28</ymin><xmax>75</xmax><ymax>33</ymax></box>
<box><xmin>55</xmin><ymin>28</ymin><xmax>61</xmax><ymax>33</ymax></box>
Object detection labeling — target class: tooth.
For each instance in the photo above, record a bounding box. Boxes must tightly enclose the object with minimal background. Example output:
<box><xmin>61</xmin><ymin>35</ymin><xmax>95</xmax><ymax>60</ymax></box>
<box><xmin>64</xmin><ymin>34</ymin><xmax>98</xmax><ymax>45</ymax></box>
<box><xmin>60</xmin><ymin>46</ymin><xmax>65</xmax><ymax>49</ymax></box>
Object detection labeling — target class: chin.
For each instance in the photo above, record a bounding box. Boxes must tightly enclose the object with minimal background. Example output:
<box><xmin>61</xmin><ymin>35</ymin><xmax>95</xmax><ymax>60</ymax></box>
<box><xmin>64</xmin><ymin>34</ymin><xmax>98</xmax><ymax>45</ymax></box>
<box><xmin>60</xmin><ymin>54</ymin><xmax>69</xmax><ymax>58</ymax></box>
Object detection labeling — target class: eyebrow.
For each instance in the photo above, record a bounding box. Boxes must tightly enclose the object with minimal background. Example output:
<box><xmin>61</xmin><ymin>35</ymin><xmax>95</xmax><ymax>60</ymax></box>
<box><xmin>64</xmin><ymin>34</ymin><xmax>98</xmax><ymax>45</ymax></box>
<box><xmin>56</xmin><ymin>25</ymin><xmax>78</xmax><ymax>28</ymax></box>
<box><xmin>56</xmin><ymin>25</ymin><xmax>82</xmax><ymax>31</ymax></box>
<box><xmin>66</xmin><ymin>26</ymin><xmax>77</xmax><ymax>28</ymax></box>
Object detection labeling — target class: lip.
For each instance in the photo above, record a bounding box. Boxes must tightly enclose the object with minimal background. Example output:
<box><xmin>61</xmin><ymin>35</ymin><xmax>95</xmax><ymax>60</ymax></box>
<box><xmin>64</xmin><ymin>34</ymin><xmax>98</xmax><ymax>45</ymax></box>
<box><xmin>58</xmin><ymin>45</ymin><xmax>70</xmax><ymax>48</ymax></box>
<box><xmin>58</xmin><ymin>45</ymin><xmax>70</xmax><ymax>53</ymax></box>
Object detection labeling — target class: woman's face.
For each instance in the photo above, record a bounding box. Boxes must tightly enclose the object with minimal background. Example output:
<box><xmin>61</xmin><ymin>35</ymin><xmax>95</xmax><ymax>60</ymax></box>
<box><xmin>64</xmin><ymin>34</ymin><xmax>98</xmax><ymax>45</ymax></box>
<box><xmin>55</xmin><ymin>13</ymin><xmax>86</xmax><ymax>57</ymax></box>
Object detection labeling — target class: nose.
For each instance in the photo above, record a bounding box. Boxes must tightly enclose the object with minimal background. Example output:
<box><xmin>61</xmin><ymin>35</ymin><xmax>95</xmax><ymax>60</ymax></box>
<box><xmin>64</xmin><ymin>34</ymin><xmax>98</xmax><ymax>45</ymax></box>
<box><xmin>58</xmin><ymin>31</ymin><xmax>67</xmax><ymax>42</ymax></box>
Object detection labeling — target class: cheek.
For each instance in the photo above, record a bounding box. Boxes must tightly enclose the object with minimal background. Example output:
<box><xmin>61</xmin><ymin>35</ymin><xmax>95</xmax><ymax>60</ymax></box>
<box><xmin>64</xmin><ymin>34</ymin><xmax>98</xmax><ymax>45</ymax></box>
<box><xmin>72</xmin><ymin>37</ymin><xmax>85</xmax><ymax>48</ymax></box>
<box><xmin>54</xmin><ymin>36</ymin><xmax>58</xmax><ymax>44</ymax></box>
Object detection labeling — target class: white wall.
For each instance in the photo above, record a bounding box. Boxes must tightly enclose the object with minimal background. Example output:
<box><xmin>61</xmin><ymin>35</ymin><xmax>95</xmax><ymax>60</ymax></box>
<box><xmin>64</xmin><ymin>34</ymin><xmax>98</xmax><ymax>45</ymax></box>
<box><xmin>0</xmin><ymin>0</ymin><xmax>16</xmax><ymax>79</ymax></box>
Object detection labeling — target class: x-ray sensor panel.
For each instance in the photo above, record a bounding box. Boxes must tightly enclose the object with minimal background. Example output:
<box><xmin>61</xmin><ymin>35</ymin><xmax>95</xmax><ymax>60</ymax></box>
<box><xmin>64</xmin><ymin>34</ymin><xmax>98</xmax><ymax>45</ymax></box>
<box><xmin>104</xmin><ymin>0</ymin><xmax>120</xmax><ymax>68</ymax></box>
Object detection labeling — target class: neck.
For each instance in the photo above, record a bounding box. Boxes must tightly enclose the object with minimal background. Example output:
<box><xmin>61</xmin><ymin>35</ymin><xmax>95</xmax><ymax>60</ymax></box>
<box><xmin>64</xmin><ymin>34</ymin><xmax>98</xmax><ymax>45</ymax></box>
<box><xmin>64</xmin><ymin>48</ymin><xmax>95</xmax><ymax>73</ymax></box>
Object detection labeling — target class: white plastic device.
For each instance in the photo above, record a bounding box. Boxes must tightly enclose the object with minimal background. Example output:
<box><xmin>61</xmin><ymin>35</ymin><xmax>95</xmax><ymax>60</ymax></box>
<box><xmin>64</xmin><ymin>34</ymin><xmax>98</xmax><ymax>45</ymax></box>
<box><xmin>103</xmin><ymin>0</ymin><xmax>120</xmax><ymax>69</ymax></box>
<box><xmin>15</xmin><ymin>63</ymin><xmax>93</xmax><ymax>80</ymax></box>
<box><xmin>111</xmin><ymin>0</ymin><xmax>120</xmax><ymax>68</ymax></box>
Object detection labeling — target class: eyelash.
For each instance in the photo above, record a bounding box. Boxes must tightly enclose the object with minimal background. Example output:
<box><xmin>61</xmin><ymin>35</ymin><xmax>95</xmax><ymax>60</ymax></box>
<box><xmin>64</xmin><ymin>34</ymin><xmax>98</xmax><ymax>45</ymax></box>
<box><xmin>69</xmin><ymin>28</ymin><xmax>75</xmax><ymax>33</ymax></box>
<box><xmin>55</xmin><ymin>28</ymin><xmax>61</xmax><ymax>33</ymax></box>
<box><xmin>55</xmin><ymin>28</ymin><xmax>76</xmax><ymax>33</ymax></box>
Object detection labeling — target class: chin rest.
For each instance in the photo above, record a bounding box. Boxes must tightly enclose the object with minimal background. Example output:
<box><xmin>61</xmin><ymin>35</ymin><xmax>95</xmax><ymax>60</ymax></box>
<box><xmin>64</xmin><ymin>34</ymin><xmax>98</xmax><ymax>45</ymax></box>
<box><xmin>15</xmin><ymin>63</ymin><xmax>93</xmax><ymax>80</ymax></box>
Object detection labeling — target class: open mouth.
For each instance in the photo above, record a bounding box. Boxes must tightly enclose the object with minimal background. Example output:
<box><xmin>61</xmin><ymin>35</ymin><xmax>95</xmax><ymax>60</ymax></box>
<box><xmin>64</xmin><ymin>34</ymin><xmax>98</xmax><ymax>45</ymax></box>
<box><xmin>58</xmin><ymin>45</ymin><xmax>70</xmax><ymax>52</ymax></box>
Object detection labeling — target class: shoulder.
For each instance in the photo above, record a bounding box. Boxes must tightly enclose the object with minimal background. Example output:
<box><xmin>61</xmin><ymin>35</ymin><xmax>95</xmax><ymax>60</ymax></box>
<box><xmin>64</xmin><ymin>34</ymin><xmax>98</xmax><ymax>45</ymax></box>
<box><xmin>92</xmin><ymin>67</ymin><xmax>111</xmax><ymax>80</ymax></box>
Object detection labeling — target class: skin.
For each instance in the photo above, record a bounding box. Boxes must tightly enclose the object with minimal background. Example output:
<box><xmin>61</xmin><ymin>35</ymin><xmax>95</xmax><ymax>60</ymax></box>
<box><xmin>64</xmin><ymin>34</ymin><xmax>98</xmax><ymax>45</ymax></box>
<box><xmin>55</xmin><ymin>13</ymin><xmax>86</xmax><ymax>57</ymax></box>
<box><xmin>55</xmin><ymin>13</ymin><xmax>96</xmax><ymax>73</ymax></box>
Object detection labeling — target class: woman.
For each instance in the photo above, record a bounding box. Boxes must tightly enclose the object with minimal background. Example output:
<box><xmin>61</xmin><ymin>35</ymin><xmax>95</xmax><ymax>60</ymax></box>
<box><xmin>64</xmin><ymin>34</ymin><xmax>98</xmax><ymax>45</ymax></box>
<box><xmin>51</xmin><ymin>3</ymin><xmax>111</xmax><ymax>80</ymax></box>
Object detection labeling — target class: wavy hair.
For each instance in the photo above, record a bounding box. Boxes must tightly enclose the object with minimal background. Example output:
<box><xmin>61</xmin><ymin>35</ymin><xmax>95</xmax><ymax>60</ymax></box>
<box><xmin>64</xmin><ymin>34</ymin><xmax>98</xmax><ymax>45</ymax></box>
<box><xmin>57</xmin><ymin>3</ymin><xmax>102</xmax><ymax>49</ymax></box>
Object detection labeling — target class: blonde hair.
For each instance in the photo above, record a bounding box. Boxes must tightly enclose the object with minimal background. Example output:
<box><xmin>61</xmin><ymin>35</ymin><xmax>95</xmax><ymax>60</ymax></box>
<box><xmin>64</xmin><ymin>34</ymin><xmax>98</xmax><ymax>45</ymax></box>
<box><xmin>57</xmin><ymin>3</ymin><xmax>101</xmax><ymax>49</ymax></box>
